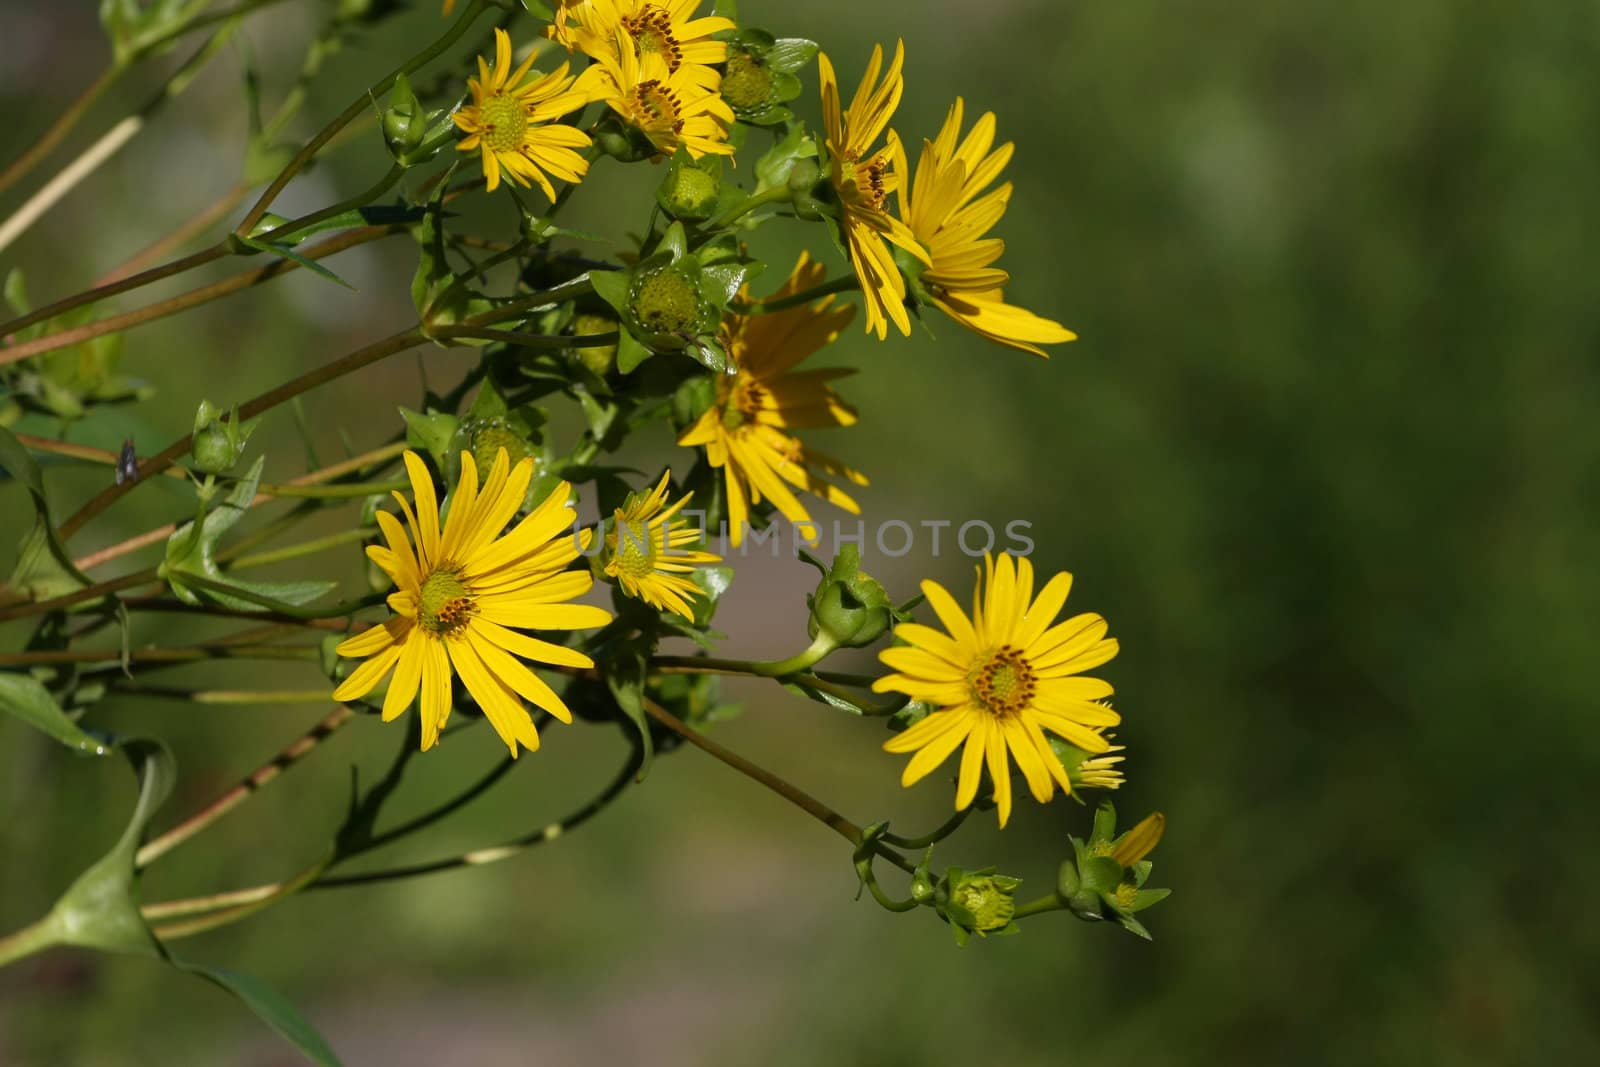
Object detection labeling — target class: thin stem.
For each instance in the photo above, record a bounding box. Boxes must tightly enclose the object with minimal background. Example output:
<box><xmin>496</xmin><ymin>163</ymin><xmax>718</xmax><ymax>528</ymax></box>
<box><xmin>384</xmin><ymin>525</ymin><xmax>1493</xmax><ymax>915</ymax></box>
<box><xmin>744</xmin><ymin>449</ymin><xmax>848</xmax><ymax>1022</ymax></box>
<box><xmin>879</xmin><ymin>807</ymin><xmax>973</xmax><ymax>850</ymax></box>
<box><xmin>94</xmin><ymin>183</ymin><xmax>248</xmax><ymax>286</ymax></box>
<box><xmin>1011</xmin><ymin>894</ymin><xmax>1069</xmax><ymax>921</ymax></box>
<box><xmin>730</xmin><ymin>275</ymin><xmax>860</xmax><ymax>315</ymax></box>
<box><xmin>0</xmin><ymin>65</ymin><xmax>122</xmax><ymax>198</ymax></box>
<box><xmin>359</xmin><ymin>755</ymin><xmax>518</xmax><ymax>853</ymax></box>
<box><xmin>707</xmin><ymin>184</ymin><xmax>791</xmax><ymax>230</ymax></box>
<box><xmin>137</xmin><ymin>707</ymin><xmax>353</xmax><ymax>868</ymax></box>
<box><xmin>252</xmin><ymin>480</ymin><xmax>407</xmax><ymax>500</ymax></box>
<box><xmin>10</xmin><ymin>434</ymin><xmax>188</xmax><ymax>482</ymax></box>
<box><xmin>151</xmin><ymin>853</ymin><xmax>332</xmax><ymax>941</ymax></box>
<box><xmin>115</xmin><ymin>686</ymin><xmax>335</xmax><ymax>704</ymax></box>
<box><xmin>0</xmin><ymin>224</ymin><xmax>402</xmax><ymax>366</ymax></box>
<box><xmin>0</xmin><ymin>568</ymin><xmax>158</xmax><ymax>624</ymax></box>
<box><xmin>0</xmin><ymin>645</ymin><xmax>319</xmax><ymax>668</ymax></box>
<box><xmin>434</xmin><ymin>326</ymin><xmax>618</xmax><ymax>349</ymax></box>
<box><xmin>315</xmin><ymin>746</ymin><xmax>639</xmax><ymax>888</ymax></box>
<box><xmin>58</xmin><ymin>327</ymin><xmax>427</xmax><ymax>539</ymax></box>
<box><xmin>0</xmin><ymin>915</ymin><xmax>60</xmax><ymax>970</ymax></box>
<box><xmin>117</xmin><ymin>599</ymin><xmax>354</xmax><ymax>632</ymax></box>
<box><xmin>0</xmin><ymin>28</ymin><xmax>238</xmax><ymax>256</ymax></box>
<box><xmin>228</xmin><ymin>526</ymin><xmax>375</xmax><ymax>571</ymax></box>
<box><xmin>70</xmin><ymin>440</ymin><xmax>405</xmax><ymax>573</ymax></box>
<box><xmin>234</xmin><ymin>0</ymin><xmax>490</xmax><ymax>236</ymax></box>
<box><xmin>0</xmin><ymin>245</ymin><xmax>226</xmax><ymax>344</ymax></box>
<box><xmin>252</xmin><ymin>163</ymin><xmax>406</xmax><ymax>244</ymax></box>
<box><xmin>641</xmin><ymin>696</ymin><xmax>914</xmax><ymax>873</ymax></box>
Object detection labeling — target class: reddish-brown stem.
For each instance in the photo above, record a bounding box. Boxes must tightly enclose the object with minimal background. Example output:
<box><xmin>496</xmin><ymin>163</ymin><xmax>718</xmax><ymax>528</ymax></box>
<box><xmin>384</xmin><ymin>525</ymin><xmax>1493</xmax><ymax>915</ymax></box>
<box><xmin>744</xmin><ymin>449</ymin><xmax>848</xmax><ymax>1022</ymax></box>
<box><xmin>94</xmin><ymin>183</ymin><xmax>248</xmax><ymax>285</ymax></box>
<box><xmin>136</xmin><ymin>706</ymin><xmax>354</xmax><ymax>868</ymax></box>
<box><xmin>0</xmin><ymin>225</ymin><xmax>399</xmax><ymax>366</ymax></box>
<box><xmin>57</xmin><ymin>326</ymin><xmax>425</xmax><ymax>540</ymax></box>
<box><xmin>0</xmin><ymin>66</ymin><xmax>123</xmax><ymax>198</ymax></box>
<box><xmin>0</xmin><ymin>245</ymin><xmax>226</xmax><ymax>345</ymax></box>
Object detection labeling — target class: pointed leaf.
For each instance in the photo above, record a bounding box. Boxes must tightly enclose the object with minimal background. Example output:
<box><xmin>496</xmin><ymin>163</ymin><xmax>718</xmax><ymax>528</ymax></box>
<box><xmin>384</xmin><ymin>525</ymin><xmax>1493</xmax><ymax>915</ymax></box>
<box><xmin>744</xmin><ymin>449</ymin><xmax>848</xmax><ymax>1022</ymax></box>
<box><xmin>175</xmin><ymin>964</ymin><xmax>344</xmax><ymax>1067</ymax></box>
<box><xmin>0</xmin><ymin>672</ymin><xmax>111</xmax><ymax>755</ymax></box>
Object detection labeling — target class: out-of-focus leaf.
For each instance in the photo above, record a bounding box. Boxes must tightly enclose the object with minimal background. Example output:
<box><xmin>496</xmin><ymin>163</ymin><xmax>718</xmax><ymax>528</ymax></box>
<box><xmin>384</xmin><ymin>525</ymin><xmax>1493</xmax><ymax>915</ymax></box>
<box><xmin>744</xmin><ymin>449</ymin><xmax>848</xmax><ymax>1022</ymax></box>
<box><xmin>0</xmin><ymin>424</ymin><xmax>94</xmax><ymax>601</ymax></box>
<box><xmin>0</xmin><ymin>673</ymin><xmax>111</xmax><ymax>755</ymax></box>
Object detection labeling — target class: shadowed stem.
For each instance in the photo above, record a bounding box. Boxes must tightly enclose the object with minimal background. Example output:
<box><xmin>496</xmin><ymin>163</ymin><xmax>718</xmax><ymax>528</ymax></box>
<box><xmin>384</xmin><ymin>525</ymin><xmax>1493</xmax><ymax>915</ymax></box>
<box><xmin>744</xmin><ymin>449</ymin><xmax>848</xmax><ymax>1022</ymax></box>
<box><xmin>234</xmin><ymin>0</ymin><xmax>490</xmax><ymax>236</ymax></box>
<box><xmin>729</xmin><ymin>274</ymin><xmax>860</xmax><ymax>315</ymax></box>
<box><xmin>640</xmin><ymin>696</ymin><xmax>915</xmax><ymax>874</ymax></box>
<box><xmin>0</xmin><ymin>224</ymin><xmax>404</xmax><ymax>365</ymax></box>
<box><xmin>58</xmin><ymin>326</ymin><xmax>427</xmax><ymax>539</ymax></box>
<box><xmin>136</xmin><ymin>706</ymin><xmax>353</xmax><ymax>868</ymax></box>
<box><xmin>0</xmin><ymin>65</ymin><xmax>122</xmax><ymax>197</ymax></box>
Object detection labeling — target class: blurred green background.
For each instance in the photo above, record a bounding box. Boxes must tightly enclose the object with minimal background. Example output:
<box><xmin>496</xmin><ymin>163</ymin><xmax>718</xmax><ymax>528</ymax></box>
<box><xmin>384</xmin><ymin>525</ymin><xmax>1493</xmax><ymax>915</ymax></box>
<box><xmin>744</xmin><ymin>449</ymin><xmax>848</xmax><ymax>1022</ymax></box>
<box><xmin>4</xmin><ymin>1</ymin><xmax>1599</xmax><ymax>1063</ymax></box>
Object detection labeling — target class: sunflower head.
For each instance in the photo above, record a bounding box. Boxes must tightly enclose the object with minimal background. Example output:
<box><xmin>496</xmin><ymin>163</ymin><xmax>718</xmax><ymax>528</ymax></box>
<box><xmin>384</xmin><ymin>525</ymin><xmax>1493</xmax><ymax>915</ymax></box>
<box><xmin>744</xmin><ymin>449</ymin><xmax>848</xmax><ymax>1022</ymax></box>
<box><xmin>601</xmin><ymin>471</ymin><xmax>721</xmax><ymax>620</ymax></box>
<box><xmin>875</xmin><ymin>553</ymin><xmax>1121</xmax><ymax>826</ymax></box>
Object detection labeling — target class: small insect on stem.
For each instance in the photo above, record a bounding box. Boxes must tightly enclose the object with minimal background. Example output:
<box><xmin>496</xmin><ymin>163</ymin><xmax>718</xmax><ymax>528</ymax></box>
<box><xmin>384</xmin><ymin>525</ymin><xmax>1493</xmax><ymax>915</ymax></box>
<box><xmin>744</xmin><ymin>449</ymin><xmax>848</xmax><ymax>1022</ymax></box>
<box><xmin>115</xmin><ymin>439</ymin><xmax>139</xmax><ymax>486</ymax></box>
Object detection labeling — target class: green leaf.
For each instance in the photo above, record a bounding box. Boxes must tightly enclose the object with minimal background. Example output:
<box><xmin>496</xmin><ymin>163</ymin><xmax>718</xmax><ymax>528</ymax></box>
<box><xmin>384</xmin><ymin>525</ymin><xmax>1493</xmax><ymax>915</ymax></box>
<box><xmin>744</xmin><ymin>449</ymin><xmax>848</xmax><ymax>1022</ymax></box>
<box><xmin>234</xmin><ymin>235</ymin><xmax>355</xmax><ymax>290</ymax></box>
<box><xmin>0</xmin><ymin>672</ymin><xmax>111</xmax><ymax>754</ymax></box>
<box><xmin>161</xmin><ymin>457</ymin><xmax>335</xmax><ymax>611</ymax></box>
<box><xmin>604</xmin><ymin>640</ymin><xmax>654</xmax><ymax>780</ymax></box>
<box><xmin>175</xmin><ymin>964</ymin><xmax>344</xmax><ymax>1067</ymax></box>
<box><xmin>588</xmin><ymin>269</ymin><xmax>631</xmax><ymax>317</ymax></box>
<box><xmin>755</xmin><ymin>120</ymin><xmax>818</xmax><ymax>194</ymax></box>
<box><xmin>766</xmin><ymin>38</ymin><xmax>820</xmax><ymax>72</ymax></box>
<box><xmin>399</xmin><ymin>406</ymin><xmax>460</xmax><ymax>465</ymax></box>
<box><xmin>47</xmin><ymin>739</ymin><xmax>176</xmax><ymax>957</ymax></box>
<box><xmin>615</xmin><ymin>328</ymin><xmax>654</xmax><ymax>374</ymax></box>
<box><xmin>0</xmin><ymin>424</ymin><xmax>94</xmax><ymax>601</ymax></box>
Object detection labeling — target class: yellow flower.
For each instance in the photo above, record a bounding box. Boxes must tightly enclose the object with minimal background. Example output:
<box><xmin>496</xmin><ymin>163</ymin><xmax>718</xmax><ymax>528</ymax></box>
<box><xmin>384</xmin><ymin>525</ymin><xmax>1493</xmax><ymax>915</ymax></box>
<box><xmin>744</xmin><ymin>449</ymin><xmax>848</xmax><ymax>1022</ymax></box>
<box><xmin>577</xmin><ymin>29</ymin><xmax>733</xmax><ymax>158</ymax></box>
<box><xmin>558</xmin><ymin>0</ymin><xmax>732</xmax><ymax>90</ymax></box>
<box><xmin>875</xmin><ymin>553</ymin><xmax>1121</xmax><ymax>827</ymax></box>
<box><xmin>817</xmin><ymin>40</ymin><xmax>929</xmax><ymax>339</ymax></box>
<box><xmin>603</xmin><ymin>470</ymin><xmax>721</xmax><ymax>619</ymax></box>
<box><xmin>677</xmin><ymin>253</ymin><xmax>866</xmax><ymax>546</ymax></box>
<box><xmin>333</xmin><ymin>449</ymin><xmax>611</xmax><ymax>756</ymax></box>
<box><xmin>453</xmin><ymin>29</ymin><xmax>593</xmax><ymax>197</ymax></box>
<box><xmin>895</xmin><ymin>99</ymin><xmax>1077</xmax><ymax>357</ymax></box>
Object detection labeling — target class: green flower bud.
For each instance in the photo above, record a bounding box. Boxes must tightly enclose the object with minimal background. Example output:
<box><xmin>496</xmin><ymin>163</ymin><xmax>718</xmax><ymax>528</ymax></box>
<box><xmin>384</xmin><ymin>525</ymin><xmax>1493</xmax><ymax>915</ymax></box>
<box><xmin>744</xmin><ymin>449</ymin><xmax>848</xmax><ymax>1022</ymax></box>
<box><xmin>570</xmin><ymin>313</ymin><xmax>619</xmax><ymax>376</ymax></box>
<box><xmin>631</xmin><ymin>265</ymin><xmax>703</xmax><ymax>338</ymax></box>
<box><xmin>190</xmin><ymin>400</ymin><xmax>259</xmax><ymax>475</ymax></box>
<box><xmin>936</xmin><ymin>866</ymin><xmax>1022</xmax><ymax>944</ymax></box>
<box><xmin>720</xmin><ymin>31</ymin><xmax>816</xmax><ymax>125</ymax></box>
<box><xmin>657</xmin><ymin>154</ymin><xmax>723</xmax><ymax>220</ymax></box>
<box><xmin>594</xmin><ymin>114</ymin><xmax>657</xmax><ymax>163</ymax></box>
<box><xmin>382</xmin><ymin>74</ymin><xmax>457</xmax><ymax>167</ymax></box>
<box><xmin>721</xmin><ymin>50</ymin><xmax>777</xmax><ymax>114</ymax></box>
<box><xmin>1061</xmin><ymin>801</ymin><xmax>1172</xmax><ymax>938</ymax></box>
<box><xmin>804</xmin><ymin>543</ymin><xmax>893</xmax><ymax>649</ymax></box>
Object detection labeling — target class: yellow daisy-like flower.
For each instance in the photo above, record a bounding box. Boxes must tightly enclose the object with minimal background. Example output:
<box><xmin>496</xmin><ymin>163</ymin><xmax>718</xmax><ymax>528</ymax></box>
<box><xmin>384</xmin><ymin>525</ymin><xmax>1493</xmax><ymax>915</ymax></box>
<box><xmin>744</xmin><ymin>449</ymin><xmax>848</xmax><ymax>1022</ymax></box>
<box><xmin>895</xmin><ymin>99</ymin><xmax>1077</xmax><ymax>357</ymax></box>
<box><xmin>577</xmin><ymin>30</ymin><xmax>733</xmax><ymax>158</ymax></box>
<box><xmin>677</xmin><ymin>253</ymin><xmax>867</xmax><ymax>546</ymax></box>
<box><xmin>818</xmin><ymin>40</ymin><xmax>929</xmax><ymax>340</ymax></box>
<box><xmin>452</xmin><ymin>29</ymin><xmax>593</xmax><ymax>197</ymax></box>
<box><xmin>333</xmin><ymin>449</ymin><xmax>611</xmax><ymax>756</ymax></box>
<box><xmin>559</xmin><ymin>0</ymin><xmax>732</xmax><ymax>91</ymax></box>
<box><xmin>875</xmin><ymin>553</ymin><xmax>1121</xmax><ymax>827</ymax></box>
<box><xmin>604</xmin><ymin>470</ymin><xmax>721</xmax><ymax>619</ymax></box>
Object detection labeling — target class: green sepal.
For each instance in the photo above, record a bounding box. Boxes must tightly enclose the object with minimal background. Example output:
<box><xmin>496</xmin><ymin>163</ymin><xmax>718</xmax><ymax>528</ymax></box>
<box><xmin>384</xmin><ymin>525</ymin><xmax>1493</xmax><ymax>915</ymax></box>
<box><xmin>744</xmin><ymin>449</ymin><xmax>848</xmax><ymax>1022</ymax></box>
<box><xmin>0</xmin><ymin>424</ymin><xmax>95</xmax><ymax>601</ymax></box>
<box><xmin>754</xmin><ymin>120</ymin><xmax>818</xmax><ymax>194</ymax></box>
<box><xmin>161</xmin><ymin>457</ymin><xmax>336</xmax><ymax>611</ymax></box>
<box><xmin>231</xmin><ymin>234</ymin><xmax>356</xmax><ymax>290</ymax></box>
<box><xmin>398</xmin><ymin>406</ymin><xmax>461</xmax><ymax>466</ymax></box>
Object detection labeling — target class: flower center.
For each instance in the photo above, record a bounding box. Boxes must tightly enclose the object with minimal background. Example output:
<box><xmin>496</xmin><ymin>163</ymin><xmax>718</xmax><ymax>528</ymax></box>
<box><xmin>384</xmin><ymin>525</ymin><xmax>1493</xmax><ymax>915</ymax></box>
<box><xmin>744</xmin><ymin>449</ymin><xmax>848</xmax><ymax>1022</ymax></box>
<box><xmin>419</xmin><ymin>567</ymin><xmax>475</xmax><ymax>634</ymax></box>
<box><xmin>622</xmin><ymin>7</ymin><xmax>683</xmax><ymax>71</ymax></box>
<box><xmin>969</xmin><ymin>646</ymin><xmax>1037</xmax><ymax>717</ymax></box>
<box><xmin>478</xmin><ymin>93</ymin><xmax>529</xmax><ymax>154</ymax></box>
<box><xmin>837</xmin><ymin>154</ymin><xmax>890</xmax><ymax>212</ymax></box>
<box><xmin>1113</xmin><ymin>882</ymin><xmax>1140</xmax><ymax>909</ymax></box>
<box><xmin>629</xmin><ymin>79</ymin><xmax>686</xmax><ymax>135</ymax></box>
<box><xmin>612</xmin><ymin>518</ymin><xmax>659</xmax><ymax>579</ymax></box>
